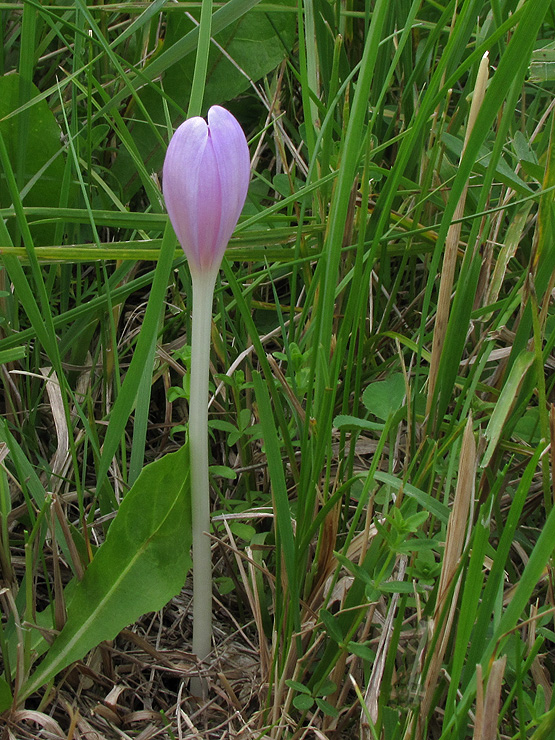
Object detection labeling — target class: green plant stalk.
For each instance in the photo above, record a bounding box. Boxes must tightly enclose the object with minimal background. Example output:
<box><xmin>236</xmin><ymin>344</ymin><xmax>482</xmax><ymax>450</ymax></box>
<box><xmin>23</xmin><ymin>538</ymin><xmax>34</xmax><ymax>679</ymax></box>
<box><xmin>189</xmin><ymin>269</ymin><xmax>218</xmax><ymax>671</ymax></box>
<box><xmin>529</xmin><ymin>286</ymin><xmax>551</xmax><ymax>514</ymax></box>
<box><xmin>188</xmin><ymin>0</ymin><xmax>213</xmax><ymax>118</ymax></box>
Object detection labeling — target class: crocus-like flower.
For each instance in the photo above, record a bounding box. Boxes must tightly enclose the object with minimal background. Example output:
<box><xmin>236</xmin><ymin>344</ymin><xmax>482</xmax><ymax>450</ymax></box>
<box><xmin>163</xmin><ymin>105</ymin><xmax>250</xmax><ymax>276</ymax></box>
<box><xmin>162</xmin><ymin>106</ymin><xmax>250</xmax><ymax>694</ymax></box>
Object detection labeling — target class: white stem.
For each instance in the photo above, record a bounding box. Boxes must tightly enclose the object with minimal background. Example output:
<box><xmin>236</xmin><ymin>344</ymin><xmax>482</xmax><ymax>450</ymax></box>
<box><xmin>189</xmin><ymin>268</ymin><xmax>218</xmax><ymax>687</ymax></box>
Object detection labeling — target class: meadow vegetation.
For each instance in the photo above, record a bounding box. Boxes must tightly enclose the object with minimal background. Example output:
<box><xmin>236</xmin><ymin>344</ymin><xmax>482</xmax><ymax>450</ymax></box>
<box><xmin>1</xmin><ymin>0</ymin><xmax>555</xmax><ymax>738</ymax></box>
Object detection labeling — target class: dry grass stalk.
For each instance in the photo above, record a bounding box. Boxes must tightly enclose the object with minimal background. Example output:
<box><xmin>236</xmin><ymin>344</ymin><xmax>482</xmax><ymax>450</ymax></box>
<box><xmin>222</xmin><ymin>519</ymin><xmax>271</xmax><ymax>677</ymax></box>
<box><xmin>426</xmin><ymin>52</ymin><xmax>490</xmax><ymax>418</ymax></box>
<box><xmin>52</xmin><ymin>494</ymin><xmax>85</xmax><ymax>580</ymax></box>
<box><xmin>435</xmin><ymin>416</ymin><xmax>476</xmax><ymax>615</ymax></box>
<box><xmin>527</xmin><ymin>602</ymin><xmax>553</xmax><ymax>711</ymax></box>
<box><xmin>360</xmin><ymin>555</ymin><xmax>407</xmax><ymax>738</ymax></box>
<box><xmin>308</xmin><ymin>499</ymin><xmax>341</xmax><ymax>608</ymax></box>
<box><xmin>485</xmin><ymin>202</ymin><xmax>533</xmax><ymax>312</ymax></box>
<box><xmin>550</xmin><ymin>404</ymin><xmax>555</xmax><ymax>508</ymax></box>
<box><xmin>407</xmin><ymin>413</ymin><xmax>476</xmax><ymax>739</ymax></box>
<box><xmin>50</xmin><ymin>504</ymin><xmax>67</xmax><ymax>632</ymax></box>
<box><xmin>39</xmin><ymin>367</ymin><xmax>69</xmax><ymax>492</ymax></box>
<box><xmin>473</xmin><ymin>656</ymin><xmax>507</xmax><ymax>740</ymax></box>
<box><xmin>267</xmin><ymin>354</ymin><xmax>306</xmax><ymax>423</ymax></box>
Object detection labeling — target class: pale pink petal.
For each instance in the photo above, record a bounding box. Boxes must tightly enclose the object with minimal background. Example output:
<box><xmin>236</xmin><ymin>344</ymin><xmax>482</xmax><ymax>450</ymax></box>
<box><xmin>193</xmin><ymin>139</ymin><xmax>222</xmax><ymax>271</ymax></box>
<box><xmin>207</xmin><ymin>106</ymin><xmax>251</xmax><ymax>263</ymax></box>
<box><xmin>163</xmin><ymin>116</ymin><xmax>208</xmax><ymax>268</ymax></box>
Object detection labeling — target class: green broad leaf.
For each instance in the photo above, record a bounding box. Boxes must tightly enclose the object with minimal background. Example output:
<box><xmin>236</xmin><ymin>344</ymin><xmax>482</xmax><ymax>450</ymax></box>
<box><xmin>273</xmin><ymin>173</ymin><xmax>310</xmax><ymax>206</ymax></box>
<box><xmin>20</xmin><ymin>445</ymin><xmax>192</xmax><ymax>701</ymax></box>
<box><xmin>0</xmin><ymin>675</ymin><xmax>12</xmax><ymax>713</ymax></box>
<box><xmin>167</xmin><ymin>385</ymin><xmax>189</xmax><ymax>403</ymax></box>
<box><xmin>238</xmin><ymin>407</ymin><xmax>253</xmax><ymax>431</ymax></box>
<box><xmin>396</xmin><ymin>537</ymin><xmax>440</xmax><ymax>554</ymax></box>
<box><xmin>334</xmin><ymin>551</ymin><xmax>374</xmax><ymax>586</ymax></box>
<box><xmin>113</xmin><ymin>0</ymin><xmax>296</xmax><ymax>200</ymax></box>
<box><xmin>293</xmin><ymin>694</ymin><xmax>315</xmax><ymax>711</ymax></box>
<box><xmin>0</xmin><ymin>74</ymin><xmax>66</xmax><ymax>245</ymax></box>
<box><xmin>365</xmin><ymin>584</ymin><xmax>382</xmax><ymax>603</ymax></box>
<box><xmin>229</xmin><ymin>522</ymin><xmax>256</xmax><ymax>541</ymax></box>
<box><xmin>403</xmin><ymin>510</ymin><xmax>430</xmax><ymax>532</ymax></box>
<box><xmin>215</xmin><ymin>576</ymin><xmax>235</xmax><ymax>596</ymax></box>
<box><xmin>347</xmin><ymin>641</ymin><xmax>376</xmax><ymax>661</ymax></box>
<box><xmin>210</xmin><ymin>464</ymin><xmax>237</xmax><ymax>480</ymax></box>
<box><xmin>362</xmin><ymin>374</ymin><xmax>406</xmax><ymax>420</ymax></box>
<box><xmin>227</xmin><ymin>429</ymin><xmax>245</xmax><ymax>447</ymax></box>
<box><xmin>512</xmin><ymin>130</ymin><xmax>538</xmax><ymax>166</ymax></box>
<box><xmin>166</xmin><ymin>0</ymin><xmax>295</xmax><ymax>109</ymax></box>
<box><xmin>513</xmin><ymin>407</ymin><xmax>542</xmax><ymax>445</ymax></box>
<box><xmin>519</xmin><ymin>159</ymin><xmax>544</xmax><ymax>182</ymax></box>
<box><xmin>285</xmin><ymin>679</ymin><xmax>312</xmax><ymax>695</ymax></box>
<box><xmin>534</xmin><ymin>685</ymin><xmax>546</xmax><ymax>718</ymax></box>
<box><xmin>333</xmin><ymin>414</ymin><xmax>384</xmax><ymax>431</ymax></box>
<box><xmin>377</xmin><ymin>581</ymin><xmax>417</xmax><ymax>594</ymax></box>
<box><xmin>315</xmin><ymin>697</ymin><xmax>339</xmax><ymax>718</ymax></box>
<box><xmin>319</xmin><ymin>608</ymin><xmax>345</xmax><ymax>645</ymax></box>
<box><xmin>209</xmin><ymin>419</ymin><xmax>238</xmax><ymax>434</ymax></box>
<box><xmin>317</xmin><ymin>680</ymin><xmax>337</xmax><ymax>697</ymax></box>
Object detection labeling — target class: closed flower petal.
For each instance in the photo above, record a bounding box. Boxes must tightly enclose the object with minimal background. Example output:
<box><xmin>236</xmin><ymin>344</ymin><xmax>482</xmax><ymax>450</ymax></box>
<box><xmin>162</xmin><ymin>106</ymin><xmax>250</xmax><ymax>276</ymax></box>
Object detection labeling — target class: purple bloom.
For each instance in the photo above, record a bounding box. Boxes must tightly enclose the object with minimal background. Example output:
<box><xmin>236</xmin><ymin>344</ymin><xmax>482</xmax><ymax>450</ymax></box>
<box><xmin>162</xmin><ymin>105</ymin><xmax>250</xmax><ymax>276</ymax></box>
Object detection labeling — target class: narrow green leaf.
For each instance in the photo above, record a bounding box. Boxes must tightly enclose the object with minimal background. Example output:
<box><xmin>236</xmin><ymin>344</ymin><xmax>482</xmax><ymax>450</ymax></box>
<box><xmin>0</xmin><ymin>346</ymin><xmax>26</xmax><ymax>364</ymax></box>
<box><xmin>319</xmin><ymin>609</ymin><xmax>344</xmax><ymax>645</ymax></box>
<box><xmin>251</xmin><ymin>370</ymin><xmax>299</xmax><ymax>633</ymax></box>
<box><xmin>96</xmin><ymin>222</ymin><xmax>177</xmax><ymax>490</ymax></box>
<box><xmin>333</xmin><ymin>415</ymin><xmax>384</xmax><ymax>432</ymax></box>
<box><xmin>442</xmin><ymin>132</ymin><xmax>532</xmax><ymax>195</ymax></box>
<box><xmin>444</xmin><ymin>448</ymin><xmax>555</xmax><ymax>734</ymax></box>
<box><xmin>373</xmin><ymin>471</ymin><xmax>450</xmax><ymax>523</ymax></box>
<box><xmin>481</xmin><ymin>350</ymin><xmax>535</xmax><ymax>468</ymax></box>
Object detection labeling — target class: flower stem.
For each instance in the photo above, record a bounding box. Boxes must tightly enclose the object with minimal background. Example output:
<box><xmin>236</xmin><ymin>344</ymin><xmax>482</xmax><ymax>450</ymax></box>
<box><xmin>189</xmin><ymin>268</ymin><xmax>218</xmax><ymax>692</ymax></box>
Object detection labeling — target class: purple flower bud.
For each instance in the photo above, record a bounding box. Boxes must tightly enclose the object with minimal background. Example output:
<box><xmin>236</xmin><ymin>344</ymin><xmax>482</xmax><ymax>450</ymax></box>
<box><xmin>163</xmin><ymin>105</ymin><xmax>251</xmax><ymax>276</ymax></box>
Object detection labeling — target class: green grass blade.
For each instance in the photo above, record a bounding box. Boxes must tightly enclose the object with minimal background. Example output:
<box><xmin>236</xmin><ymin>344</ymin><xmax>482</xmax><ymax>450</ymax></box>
<box><xmin>96</xmin><ymin>223</ymin><xmax>177</xmax><ymax>491</ymax></box>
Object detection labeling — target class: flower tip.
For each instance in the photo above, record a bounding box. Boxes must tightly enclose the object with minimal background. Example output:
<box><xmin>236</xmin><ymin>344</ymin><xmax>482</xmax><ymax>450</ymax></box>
<box><xmin>163</xmin><ymin>106</ymin><xmax>250</xmax><ymax>276</ymax></box>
